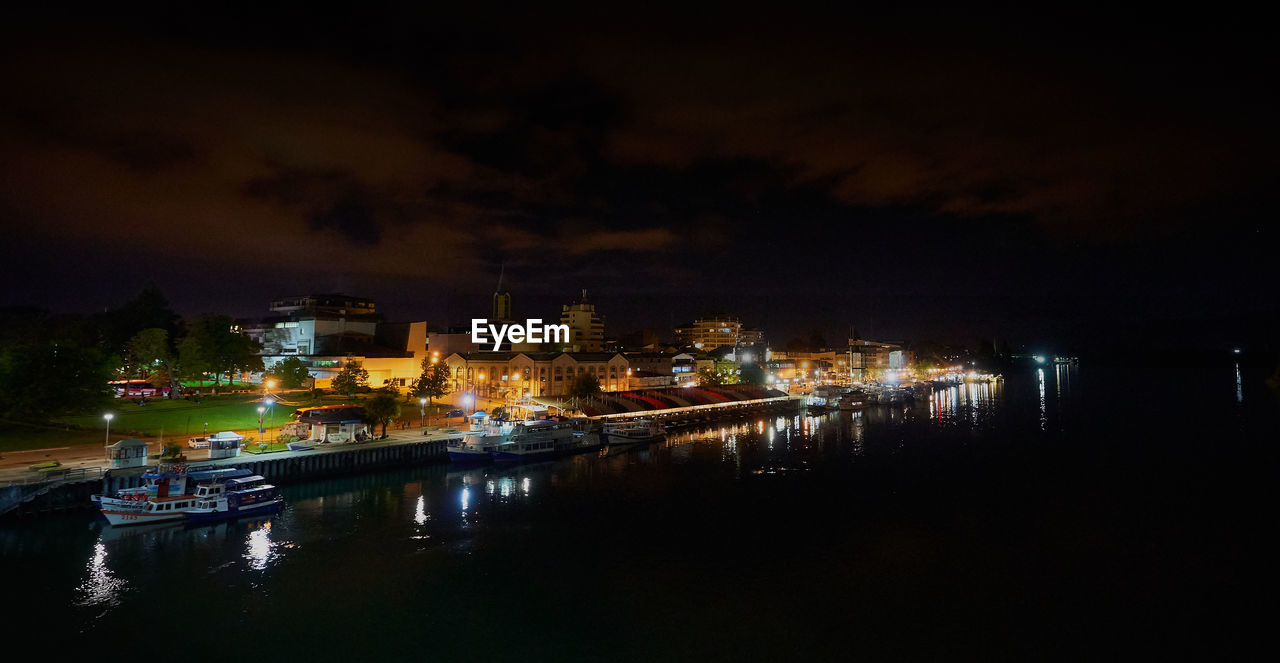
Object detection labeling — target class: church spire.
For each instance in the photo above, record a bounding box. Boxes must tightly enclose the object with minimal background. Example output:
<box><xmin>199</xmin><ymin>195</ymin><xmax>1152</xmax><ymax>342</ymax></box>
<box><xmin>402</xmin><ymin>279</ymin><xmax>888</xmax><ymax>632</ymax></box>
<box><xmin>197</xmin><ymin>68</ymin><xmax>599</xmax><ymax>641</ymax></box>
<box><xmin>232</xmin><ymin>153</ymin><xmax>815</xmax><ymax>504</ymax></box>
<box><xmin>493</xmin><ymin>264</ymin><xmax>512</xmax><ymax>321</ymax></box>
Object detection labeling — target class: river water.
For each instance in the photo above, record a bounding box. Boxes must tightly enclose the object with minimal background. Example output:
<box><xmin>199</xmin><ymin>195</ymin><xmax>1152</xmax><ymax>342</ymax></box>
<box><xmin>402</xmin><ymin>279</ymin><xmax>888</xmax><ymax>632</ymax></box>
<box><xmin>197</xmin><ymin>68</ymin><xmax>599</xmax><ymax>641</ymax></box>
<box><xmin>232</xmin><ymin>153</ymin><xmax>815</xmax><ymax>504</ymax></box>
<box><xmin>2</xmin><ymin>362</ymin><xmax>1274</xmax><ymax>660</ymax></box>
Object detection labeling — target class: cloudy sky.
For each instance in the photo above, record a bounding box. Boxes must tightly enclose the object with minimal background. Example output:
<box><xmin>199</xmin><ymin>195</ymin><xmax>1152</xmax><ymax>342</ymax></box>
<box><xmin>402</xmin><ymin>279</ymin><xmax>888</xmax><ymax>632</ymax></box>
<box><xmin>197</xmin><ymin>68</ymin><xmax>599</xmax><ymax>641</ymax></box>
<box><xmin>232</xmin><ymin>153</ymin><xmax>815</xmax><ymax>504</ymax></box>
<box><xmin>1</xmin><ymin>4</ymin><xmax>1273</xmax><ymax>348</ymax></box>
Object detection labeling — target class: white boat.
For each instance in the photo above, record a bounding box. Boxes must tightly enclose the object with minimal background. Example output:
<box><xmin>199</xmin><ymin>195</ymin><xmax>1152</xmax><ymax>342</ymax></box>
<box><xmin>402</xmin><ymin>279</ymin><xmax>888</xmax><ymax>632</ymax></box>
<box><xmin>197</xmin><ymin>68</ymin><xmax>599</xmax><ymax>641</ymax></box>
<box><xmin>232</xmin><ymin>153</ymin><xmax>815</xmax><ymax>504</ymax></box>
<box><xmin>185</xmin><ymin>475</ymin><xmax>284</xmax><ymax>522</ymax></box>
<box><xmin>490</xmin><ymin>419</ymin><xmax>593</xmax><ymax>462</ymax></box>
<box><xmin>602</xmin><ymin>419</ymin><xmax>665</xmax><ymax>445</ymax></box>
<box><xmin>100</xmin><ymin>494</ymin><xmax>205</xmax><ymax>526</ymax></box>
<box><xmin>447</xmin><ymin>411</ymin><xmax>514</xmax><ymax>463</ymax></box>
<box><xmin>92</xmin><ymin>464</ymin><xmax>253</xmax><ymax>514</ymax></box>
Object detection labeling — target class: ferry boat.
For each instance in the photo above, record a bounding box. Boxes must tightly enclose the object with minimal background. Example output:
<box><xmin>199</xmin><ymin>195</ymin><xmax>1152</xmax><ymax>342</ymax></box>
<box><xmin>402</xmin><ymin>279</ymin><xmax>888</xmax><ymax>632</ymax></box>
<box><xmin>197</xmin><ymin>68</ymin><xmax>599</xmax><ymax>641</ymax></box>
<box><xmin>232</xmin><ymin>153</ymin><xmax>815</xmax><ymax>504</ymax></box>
<box><xmin>836</xmin><ymin>393</ymin><xmax>867</xmax><ymax>410</ymax></box>
<box><xmin>92</xmin><ymin>464</ymin><xmax>254</xmax><ymax>514</ymax></box>
<box><xmin>446</xmin><ymin>411</ymin><xmax>513</xmax><ymax>463</ymax></box>
<box><xmin>185</xmin><ymin>475</ymin><xmax>284</xmax><ymax>522</ymax></box>
<box><xmin>490</xmin><ymin>419</ymin><xmax>599</xmax><ymax>462</ymax></box>
<box><xmin>602</xmin><ymin>419</ymin><xmax>665</xmax><ymax>445</ymax></box>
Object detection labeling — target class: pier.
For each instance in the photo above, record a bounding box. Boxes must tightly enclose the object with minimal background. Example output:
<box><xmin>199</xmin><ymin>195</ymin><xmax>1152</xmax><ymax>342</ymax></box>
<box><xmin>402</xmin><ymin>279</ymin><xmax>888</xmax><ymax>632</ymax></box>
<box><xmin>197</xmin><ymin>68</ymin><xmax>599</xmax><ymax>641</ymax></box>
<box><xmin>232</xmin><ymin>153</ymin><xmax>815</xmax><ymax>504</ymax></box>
<box><xmin>2</xmin><ymin>395</ymin><xmax>807</xmax><ymax>518</ymax></box>
<box><xmin>2</xmin><ymin>433</ymin><xmax>459</xmax><ymax>517</ymax></box>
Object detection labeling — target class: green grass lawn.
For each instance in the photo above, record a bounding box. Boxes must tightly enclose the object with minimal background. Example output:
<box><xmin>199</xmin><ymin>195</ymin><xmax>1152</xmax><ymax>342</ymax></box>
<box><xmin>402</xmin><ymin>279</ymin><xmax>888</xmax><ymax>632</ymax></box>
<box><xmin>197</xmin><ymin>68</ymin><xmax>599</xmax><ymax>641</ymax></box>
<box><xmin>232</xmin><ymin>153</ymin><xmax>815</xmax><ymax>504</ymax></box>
<box><xmin>56</xmin><ymin>394</ymin><xmax>310</xmax><ymax>439</ymax></box>
<box><xmin>0</xmin><ymin>393</ymin><xmax>457</xmax><ymax>453</ymax></box>
<box><xmin>243</xmin><ymin>442</ymin><xmax>293</xmax><ymax>454</ymax></box>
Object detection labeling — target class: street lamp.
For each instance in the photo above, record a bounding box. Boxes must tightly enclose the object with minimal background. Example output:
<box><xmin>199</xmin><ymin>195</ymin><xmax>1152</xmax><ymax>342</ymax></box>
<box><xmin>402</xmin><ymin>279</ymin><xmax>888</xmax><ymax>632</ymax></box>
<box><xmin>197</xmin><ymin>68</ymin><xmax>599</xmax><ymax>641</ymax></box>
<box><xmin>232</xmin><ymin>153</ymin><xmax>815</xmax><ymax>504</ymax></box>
<box><xmin>103</xmin><ymin>413</ymin><xmax>114</xmax><ymax>447</ymax></box>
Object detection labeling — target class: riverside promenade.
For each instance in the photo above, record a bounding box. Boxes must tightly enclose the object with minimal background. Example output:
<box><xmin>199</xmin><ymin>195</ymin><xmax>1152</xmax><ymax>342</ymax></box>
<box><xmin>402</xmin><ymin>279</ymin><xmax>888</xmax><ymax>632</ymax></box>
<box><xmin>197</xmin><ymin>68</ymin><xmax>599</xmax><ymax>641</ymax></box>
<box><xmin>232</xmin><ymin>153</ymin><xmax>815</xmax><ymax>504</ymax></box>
<box><xmin>1</xmin><ymin>427</ymin><xmax>465</xmax><ymax>517</ymax></box>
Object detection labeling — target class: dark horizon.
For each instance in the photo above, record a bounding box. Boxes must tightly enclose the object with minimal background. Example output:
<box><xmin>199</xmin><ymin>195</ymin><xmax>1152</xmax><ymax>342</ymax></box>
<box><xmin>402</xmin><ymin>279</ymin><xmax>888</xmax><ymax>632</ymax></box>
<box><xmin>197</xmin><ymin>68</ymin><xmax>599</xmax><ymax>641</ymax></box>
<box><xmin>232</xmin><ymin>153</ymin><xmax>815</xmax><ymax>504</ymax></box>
<box><xmin>2</xmin><ymin>5</ymin><xmax>1276</xmax><ymax>353</ymax></box>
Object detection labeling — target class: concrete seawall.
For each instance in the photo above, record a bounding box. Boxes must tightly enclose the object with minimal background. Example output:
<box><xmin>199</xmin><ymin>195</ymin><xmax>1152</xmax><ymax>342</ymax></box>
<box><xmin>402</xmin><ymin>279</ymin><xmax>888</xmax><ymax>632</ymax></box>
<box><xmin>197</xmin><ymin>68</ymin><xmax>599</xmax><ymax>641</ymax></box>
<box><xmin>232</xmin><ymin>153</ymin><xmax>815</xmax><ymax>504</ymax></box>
<box><xmin>5</xmin><ymin>437</ymin><xmax>451</xmax><ymax>518</ymax></box>
<box><xmin>4</xmin><ymin>397</ymin><xmax>808</xmax><ymax>519</ymax></box>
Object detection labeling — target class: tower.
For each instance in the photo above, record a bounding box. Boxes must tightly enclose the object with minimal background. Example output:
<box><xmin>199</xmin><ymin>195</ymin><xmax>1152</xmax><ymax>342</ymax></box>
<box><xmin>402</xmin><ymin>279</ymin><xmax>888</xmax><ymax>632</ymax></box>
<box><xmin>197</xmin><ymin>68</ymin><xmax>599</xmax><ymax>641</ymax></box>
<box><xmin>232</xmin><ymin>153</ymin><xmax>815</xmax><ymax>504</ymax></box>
<box><xmin>560</xmin><ymin>289</ymin><xmax>604</xmax><ymax>352</ymax></box>
<box><xmin>493</xmin><ymin>265</ymin><xmax>512</xmax><ymax>322</ymax></box>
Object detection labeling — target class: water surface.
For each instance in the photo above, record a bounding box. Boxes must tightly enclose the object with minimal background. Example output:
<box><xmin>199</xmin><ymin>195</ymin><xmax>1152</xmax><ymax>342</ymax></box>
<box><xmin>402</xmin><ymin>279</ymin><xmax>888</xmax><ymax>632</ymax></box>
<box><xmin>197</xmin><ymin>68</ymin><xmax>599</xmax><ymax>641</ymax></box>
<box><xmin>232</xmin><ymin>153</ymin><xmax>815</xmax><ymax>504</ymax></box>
<box><xmin>2</xmin><ymin>363</ymin><xmax>1272</xmax><ymax>660</ymax></box>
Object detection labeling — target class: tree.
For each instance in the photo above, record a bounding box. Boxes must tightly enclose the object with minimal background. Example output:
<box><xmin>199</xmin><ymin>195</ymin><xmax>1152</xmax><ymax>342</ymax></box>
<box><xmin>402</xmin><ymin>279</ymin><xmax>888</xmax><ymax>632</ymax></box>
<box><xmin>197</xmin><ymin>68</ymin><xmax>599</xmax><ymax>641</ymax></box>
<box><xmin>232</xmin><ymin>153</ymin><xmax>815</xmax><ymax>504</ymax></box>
<box><xmin>228</xmin><ymin>333</ymin><xmax>264</xmax><ymax>381</ymax></box>
<box><xmin>364</xmin><ymin>391</ymin><xmax>401</xmax><ymax>438</ymax></box>
<box><xmin>125</xmin><ymin>328</ymin><xmax>184</xmax><ymax>398</ymax></box>
<box><xmin>186</xmin><ymin>315</ymin><xmax>261</xmax><ymax>385</ymax></box>
<box><xmin>697</xmin><ymin>369</ymin><xmax>723</xmax><ymax>387</ymax></box>
<box><xmin>100</xmin><ymin>287</ymin><xmax>180</xmax><ymax>356</ymax></box>
<box><xmin>332</xmin><ymin>361</ymin><xmax>369</xmax><ymax>397</ymax></box>
<box><xmin>410</xmin><ymin>358</ymin><xmax>451</xmax><ymax>406</ymax></box>
<box><xmin>568</xmin><ymin>372</ymin><xmax>602</xmax><ymax>399</ymax></box>
<box><xmin>266</xmin><ymin>357</ymin><xmax>311</xmax><ymax>389</ymax></box>
<box><xmin>739</xmin><ymin>363</ymin><xmax>766</xmax><ymax>385</ymax></box>
<box><xmin>177</xmin><ymin>334</ymin><xmax>211</xmax><ymax>384</ymax></box>
<box><xmin>0</xmin><ymin>338</ymin><xmax>116</xmax><ymax>420</ymax></box>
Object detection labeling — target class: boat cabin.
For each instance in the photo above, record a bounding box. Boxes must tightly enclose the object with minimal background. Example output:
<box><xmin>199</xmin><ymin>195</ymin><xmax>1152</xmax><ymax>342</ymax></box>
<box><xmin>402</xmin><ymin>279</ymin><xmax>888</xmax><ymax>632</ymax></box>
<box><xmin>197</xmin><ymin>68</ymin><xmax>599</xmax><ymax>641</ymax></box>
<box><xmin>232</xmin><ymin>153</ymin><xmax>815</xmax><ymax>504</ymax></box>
<box><xmin>107</xmin><ymin>438</ymin><xmax>150</xmax><ymax>469</ymax></box>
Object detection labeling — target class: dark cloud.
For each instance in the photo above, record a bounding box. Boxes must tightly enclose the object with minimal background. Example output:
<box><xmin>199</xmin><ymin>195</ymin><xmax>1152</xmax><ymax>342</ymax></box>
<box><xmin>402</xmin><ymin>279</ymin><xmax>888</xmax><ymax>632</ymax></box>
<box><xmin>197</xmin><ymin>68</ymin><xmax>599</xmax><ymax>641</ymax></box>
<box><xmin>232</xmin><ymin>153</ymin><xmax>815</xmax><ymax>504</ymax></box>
<box><xmin>0</xmin><ymin>4</ymin><xmax>1275</xmax><ymax>345</ymax></box>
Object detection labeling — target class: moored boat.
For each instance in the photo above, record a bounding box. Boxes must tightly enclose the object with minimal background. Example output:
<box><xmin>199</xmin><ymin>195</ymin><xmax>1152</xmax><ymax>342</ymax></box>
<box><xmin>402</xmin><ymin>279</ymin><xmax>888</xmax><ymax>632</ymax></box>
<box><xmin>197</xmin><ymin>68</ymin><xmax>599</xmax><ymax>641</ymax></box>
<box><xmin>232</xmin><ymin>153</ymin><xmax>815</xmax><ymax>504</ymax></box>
<box><xmin>447</xmin><ymin>411</ymin><xmax>511</xmax><ymax>463</ymax></box>
<box><xmin>92</xmin><ymin>464</ymin><xmax>254</xmax><ymax>514</ymax></box>
<box><xmin>185</xmin><ymin>475</ymin><xmax>284</xmax><ymax>522</ymax></box>
<box><xmin>602</xmin><ymin>418</ymin><xmax>665</xmax><ymax>445</ymax></box>
<box><xmin>490</xmin><ymin>419</ymin><xmax>580</xmax><ymax>462</ymax></box>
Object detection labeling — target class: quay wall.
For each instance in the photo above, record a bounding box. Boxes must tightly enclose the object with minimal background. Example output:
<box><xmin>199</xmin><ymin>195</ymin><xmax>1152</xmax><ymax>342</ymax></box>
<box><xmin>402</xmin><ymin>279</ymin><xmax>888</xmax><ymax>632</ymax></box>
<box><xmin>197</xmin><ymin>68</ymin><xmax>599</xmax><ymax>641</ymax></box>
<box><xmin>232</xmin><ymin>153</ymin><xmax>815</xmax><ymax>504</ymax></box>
<box><xmin>4</xmin><ymin>437</ymin><xmax>451</xmax><ymax>518</ymax></box>
<box><xmin>5</xmin><ymin>398</ymin><xmax>809</xmax><ymax>519</ymax></box>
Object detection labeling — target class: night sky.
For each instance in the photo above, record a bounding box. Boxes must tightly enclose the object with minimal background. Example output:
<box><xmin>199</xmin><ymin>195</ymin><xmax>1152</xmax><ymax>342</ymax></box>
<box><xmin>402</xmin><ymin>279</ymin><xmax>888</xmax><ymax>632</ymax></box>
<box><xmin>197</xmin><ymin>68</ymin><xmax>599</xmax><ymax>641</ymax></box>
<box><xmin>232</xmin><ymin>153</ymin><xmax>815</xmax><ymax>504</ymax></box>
<box><xmin>2</xmin><ymin>5</ymin><xmax>1274</xmax><ymax>351</ymax></box>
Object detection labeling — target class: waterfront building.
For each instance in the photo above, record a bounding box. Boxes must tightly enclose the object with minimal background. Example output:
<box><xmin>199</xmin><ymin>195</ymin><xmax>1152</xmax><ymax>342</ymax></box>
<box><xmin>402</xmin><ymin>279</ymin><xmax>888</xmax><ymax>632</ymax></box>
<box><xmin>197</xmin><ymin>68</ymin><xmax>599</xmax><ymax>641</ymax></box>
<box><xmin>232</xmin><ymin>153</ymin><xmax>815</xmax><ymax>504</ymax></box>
<box><xmin>629</xmin><ymin>370</ymin><xmax>674</xmax><ymax>389</ymax></box>
<box><xmin>444</xmin><ymin>351</ymin><xmax>631</xmax><ymax>401</ymax></box>
<box><xmin>770</xmin><ymin>350</ymin><xmax>841</xmax><ymax>384</ymax></box>
<box><xmin>671</xmin><ymin>353</ymin><xmax>701</xmax><ymax>385</ymax></box>
<box><xmin>674</xmin><ymin>317</ymin><xmax>764</xmax><ymax>349</ymax></box>
<box><xmin>245</xmin><ymin>294</ymin><xmax>428</xmax><ymax>392</ymax></box>
<box><xmin>560</xmin><ymin>290</ymin><xmax>605</xmax><ymax>351</ymax></box>
<box><xmin>847</xmin><ymin>338</ymin><xmax>914</xmax><ymax>381</ymax></box>
<box><xmin>243</xmin><ymin>294</ymin><xmax>380</xmax><ymax>357</ymax></box>
<box><xmin>623</xmin><ymin>351</ymin><xmax>675</xmax><ymax>376</ymax></box>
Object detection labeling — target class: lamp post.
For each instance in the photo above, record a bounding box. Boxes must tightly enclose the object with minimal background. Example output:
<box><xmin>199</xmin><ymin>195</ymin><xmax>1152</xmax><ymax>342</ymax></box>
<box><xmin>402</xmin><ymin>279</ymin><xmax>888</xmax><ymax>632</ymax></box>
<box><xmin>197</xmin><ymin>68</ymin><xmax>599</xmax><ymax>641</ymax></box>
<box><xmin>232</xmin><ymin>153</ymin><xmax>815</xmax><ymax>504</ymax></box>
<box><xmin>103</xmin><ymin>413</ymin><xmax>114</xmax><ymax>447</ymax></box>
<box><xmin>420</xmin><ymin>397</ymin><xmax>427</xmax><ymax>427</ymax></box>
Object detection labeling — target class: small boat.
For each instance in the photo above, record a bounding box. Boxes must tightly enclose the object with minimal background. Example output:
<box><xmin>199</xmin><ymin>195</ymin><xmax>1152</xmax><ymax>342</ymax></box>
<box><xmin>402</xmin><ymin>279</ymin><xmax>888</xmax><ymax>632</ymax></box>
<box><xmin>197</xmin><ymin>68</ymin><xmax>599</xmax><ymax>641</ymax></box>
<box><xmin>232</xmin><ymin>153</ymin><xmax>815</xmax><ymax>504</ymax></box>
<box><xmin>185</xmin><ymin>475</ymin><xmax>284</xmax><ymax>522</ymax></box>
<box><xmin>286</xmin><ymin>441</ymin><xmax>315</xmax><ymax>451</ymax></box>
<box><xmin>602</xmin><ymin>419</ymin><xmax>665</xmax><ymax>445</ymax></box>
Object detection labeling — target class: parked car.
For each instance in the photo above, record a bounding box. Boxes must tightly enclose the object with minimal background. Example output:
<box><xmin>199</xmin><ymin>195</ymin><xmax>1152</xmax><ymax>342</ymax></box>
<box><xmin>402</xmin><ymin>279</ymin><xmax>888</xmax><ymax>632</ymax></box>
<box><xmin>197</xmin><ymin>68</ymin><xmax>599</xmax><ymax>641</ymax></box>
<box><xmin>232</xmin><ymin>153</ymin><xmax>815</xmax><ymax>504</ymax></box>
<box><xmin>445</xmin><ymin>409</ymin><xmax>464</xmax><ymax>418</ymax></box>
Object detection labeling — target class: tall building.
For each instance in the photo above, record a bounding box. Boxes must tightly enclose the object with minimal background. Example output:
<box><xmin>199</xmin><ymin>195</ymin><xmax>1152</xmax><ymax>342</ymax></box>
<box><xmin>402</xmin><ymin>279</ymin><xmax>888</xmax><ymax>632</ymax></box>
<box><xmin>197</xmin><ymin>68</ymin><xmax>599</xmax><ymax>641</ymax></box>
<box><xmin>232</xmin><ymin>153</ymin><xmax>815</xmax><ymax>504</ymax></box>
<box><xmin>560</xmin><ymin>289</ymin><xmax>605</xmax><ymax>351</ymax></box>
<box><xmin>674</xmin><ymin>317</ymin><xmax>762</xmax><ymax>349</ymax></box>
<box><xmin>847</xmin><ymin>338</ymin><xmax>912</xmax><ymax>381</ymax></box>
<box><xmin>493</xmin><ymin>265</ymin><xmax>512</xmax><ymax>321</ymax></box>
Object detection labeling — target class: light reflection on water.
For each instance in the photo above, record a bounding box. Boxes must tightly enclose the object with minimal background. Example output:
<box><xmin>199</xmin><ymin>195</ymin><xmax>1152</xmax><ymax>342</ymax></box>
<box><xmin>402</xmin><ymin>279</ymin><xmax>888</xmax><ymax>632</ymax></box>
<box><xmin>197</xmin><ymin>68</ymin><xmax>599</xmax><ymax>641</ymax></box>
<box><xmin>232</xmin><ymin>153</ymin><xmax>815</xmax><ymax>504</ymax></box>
<box><xmin>244</xmin><ymin>521</ymin><xmax>276</xmax><ymax>571</ymax></box>
<box><xmin>75</xmin><ymin>539</ymin><xmax>126</xmax><ymax>608</ymax></box>
<box><xmin>45</xmin><ymin>371</ymin><xmax>1079</xmax><ymax>635</ymax></box>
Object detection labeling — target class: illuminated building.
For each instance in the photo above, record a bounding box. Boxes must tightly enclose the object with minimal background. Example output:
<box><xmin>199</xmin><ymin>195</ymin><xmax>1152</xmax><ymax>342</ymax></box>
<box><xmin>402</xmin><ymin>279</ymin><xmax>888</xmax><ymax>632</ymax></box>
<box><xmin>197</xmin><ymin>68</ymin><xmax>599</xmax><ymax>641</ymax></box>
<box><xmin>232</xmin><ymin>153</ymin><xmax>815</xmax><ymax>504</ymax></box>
<box><xmin>560</xmin><ymin>290</ymin><xmax>605</xmax><ymax>351</ymax></box>
<box><xmin>674</xmin><ymin>317</ymin><xmax>764</xmax><ymax>349</ymax></box>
